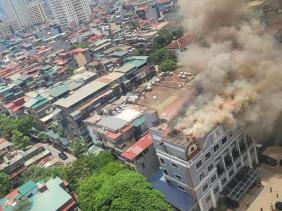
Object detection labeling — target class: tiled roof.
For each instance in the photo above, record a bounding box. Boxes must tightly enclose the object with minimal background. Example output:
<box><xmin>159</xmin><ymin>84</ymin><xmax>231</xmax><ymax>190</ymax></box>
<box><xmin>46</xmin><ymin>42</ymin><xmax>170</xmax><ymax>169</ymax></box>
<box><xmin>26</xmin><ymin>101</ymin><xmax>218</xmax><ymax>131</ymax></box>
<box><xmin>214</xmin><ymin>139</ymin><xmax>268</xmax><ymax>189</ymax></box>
<box><xmin>121</xmin><ymin>133</ymin><xmax>153</xmax><ymax>160</ymax></box>
<box><xmin>166</xmin><ymin>34</ymin><xmax>197</xmax><ymax>49</ymax></box>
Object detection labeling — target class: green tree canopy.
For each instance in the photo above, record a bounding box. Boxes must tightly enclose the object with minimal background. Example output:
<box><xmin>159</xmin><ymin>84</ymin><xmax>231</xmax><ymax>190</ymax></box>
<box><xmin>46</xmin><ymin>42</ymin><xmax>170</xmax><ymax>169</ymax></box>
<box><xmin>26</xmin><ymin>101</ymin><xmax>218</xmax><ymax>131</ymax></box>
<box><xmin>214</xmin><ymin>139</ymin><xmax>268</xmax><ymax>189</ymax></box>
<box><xmin>71</xmin><ymin>137</ymin><xmax>85</xmax><ymax>157</ymax></box>
<box><xmin>0</xmin><ymin>172</ymin><xmax>11</xmax><ymax>197</ymax></box>
<box><xmin>78</xmin><ymin>167</ymin><xmax>172</xmax><ymax>211</ymax></box>
<box><xmin>14</xmin><ymin>199</ymin><xmax>32</xmax><ymax>211</ymax></box>
<box><xmin>152</xmin><ymin>29</ymin><xmax>174</xmax><ymax>49</ymax></box>
<box><xmin>149</xmin><ymin>48</ymin><xmax>177</xmax><ymax>65</ymax></box>
<box><xmin>11</xmin><ymin>130</ymin><xmax>30</xmax><ymax>150</ymax></box>
<box><xmin>159</xmin><ymin>59</ymin><xmax>178</xmax><ymax>72</ymax></box>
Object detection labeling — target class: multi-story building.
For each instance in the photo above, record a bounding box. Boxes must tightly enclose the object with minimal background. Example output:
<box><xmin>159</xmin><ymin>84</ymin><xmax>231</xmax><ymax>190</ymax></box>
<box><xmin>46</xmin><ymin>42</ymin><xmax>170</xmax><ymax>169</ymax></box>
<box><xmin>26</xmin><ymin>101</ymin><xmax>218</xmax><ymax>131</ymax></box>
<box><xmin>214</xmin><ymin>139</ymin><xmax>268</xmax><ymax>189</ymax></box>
<box><xmin>150</xmin><ymin>123</ymin><xmax>259</xmax><ymax>211</ymax></box>
<box><xmin>48</xmin><ymin>0</ymin><xmax>91</xmax><ymax>30</ymax></box>
<box><xmin>0</xmin><ymin>0</ymin><xmax>34</xmax><ymax>27</ymax></box>
<box><xmin>0</xmin><ymin>19</ymin><xmax>19</xmax><ymax>37</ymax></box>
<box><xmin>28</xmin><ymin>0</ymin><xmax>51</xmax><ymax>24</ymax></box>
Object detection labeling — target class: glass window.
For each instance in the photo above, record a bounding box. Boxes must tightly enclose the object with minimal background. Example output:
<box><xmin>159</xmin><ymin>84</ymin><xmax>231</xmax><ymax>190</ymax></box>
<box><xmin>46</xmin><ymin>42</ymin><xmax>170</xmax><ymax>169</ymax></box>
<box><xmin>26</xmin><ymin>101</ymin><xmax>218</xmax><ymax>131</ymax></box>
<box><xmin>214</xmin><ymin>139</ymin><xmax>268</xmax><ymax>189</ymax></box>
<box><xmin>202</xmin><ymin>183</ymin><xmax>208</xmax><ymax>192</ymax></box>
<box><xmin>205</xmin><ymin>151</ymin><xmax>211</xmax><ymax>161</ymax></box>
<box><xmin>229</xmin><ymin>169</ymin><xmax>234</xmax><ymax>177</ymax></box>
<box><xmin>205</xmin><ymin>195</ymin><xmax>211</xmax><ymax>203</ymax></box>
<box><xmin>171</xmin><ymin>163</ymin><xmax>178</xmax><ymax>168</ymax></box>
<box><xmin>214</xmin><ymin>144</ymin><xmax>220</xmax><ymax>153</ymax></box>
<box><xmin>160</xmin><ymin>158</ymin><xmax>165</xmax><ymax>164</ymax></box>
<box><xmin>199</xmin><ymin>172</ymin><xmax>205</xmax><ymax>181</ymax></box>
<box><xmin>214</xmin><ymin>186</ymin><xmax>219</xmax><ymax>194</ymax></box>
<box><xmin>236</xmin><ymin>161</ymin><xmax>241</xmax><ymax>169</ymax></box>
<box><xmin>175</xmin><ymin>174</ymin><xmax>182</xmax><ymax>180</ymax></box>
<box><xmin>221</xmin><ymin>136</ymin><xmax>227</xmax><ymax>145</ymax></box>
<box><xmin>196</xmin><ymin>160</ymin><xmax>202</xmax><ymax>169</ymax></box>
<box><xmin>178</xmin><ymin>185</ymin><xmax>185</xmax><ymax>191</ymax></box>
<box><xmin>163</xmin><ymin>169</ymin><xmax>168</xmax><ymax>175</ymax></box>
<box><xmin>208</xmin><ymin>163</ymin><xmax>214</xmax><ymax>172</ymax></box>
<box><xmin>211</xmin><ymin>174</ymin><xmax>217</xmax><ymax>183</ymax></box>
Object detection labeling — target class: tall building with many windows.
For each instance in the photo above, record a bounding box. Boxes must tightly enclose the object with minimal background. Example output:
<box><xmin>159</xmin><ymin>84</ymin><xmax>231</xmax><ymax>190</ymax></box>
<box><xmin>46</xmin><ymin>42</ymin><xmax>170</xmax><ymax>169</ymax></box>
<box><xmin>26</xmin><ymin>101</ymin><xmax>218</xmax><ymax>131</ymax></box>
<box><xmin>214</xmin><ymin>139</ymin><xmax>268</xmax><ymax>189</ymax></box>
<box><xmin>0</xmin><ymin>0</ymin><xmax>33</xmax><ymax>27</ymax></box>
<box><xmin>48</xmin><ymin>0</ymin><xmax>91</xmax><ymax>30</ymax></box>
<box><xmin>150</xmin><ymin>122</ymin><xmax>259</xmax><ymax>211</ymax></box>
<box><xmin>28</xmin><ymin>0</ymin><xmax>51</xmax><ymax>24</ymax></box>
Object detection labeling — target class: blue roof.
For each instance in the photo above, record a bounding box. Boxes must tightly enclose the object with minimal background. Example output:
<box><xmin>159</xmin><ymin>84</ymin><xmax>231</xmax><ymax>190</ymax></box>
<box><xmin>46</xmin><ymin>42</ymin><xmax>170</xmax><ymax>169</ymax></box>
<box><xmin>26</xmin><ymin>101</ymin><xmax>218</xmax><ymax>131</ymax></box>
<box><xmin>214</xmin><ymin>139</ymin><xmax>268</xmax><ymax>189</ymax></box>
<box><xmin>149</xmin><ymin>170</ymin><xmax>196</xmax><ymax>211</ymax></box>
<box><xmin>18</xmin><ymin>180</ymin><xmax>37</xmax><ymax>196</ymax></box>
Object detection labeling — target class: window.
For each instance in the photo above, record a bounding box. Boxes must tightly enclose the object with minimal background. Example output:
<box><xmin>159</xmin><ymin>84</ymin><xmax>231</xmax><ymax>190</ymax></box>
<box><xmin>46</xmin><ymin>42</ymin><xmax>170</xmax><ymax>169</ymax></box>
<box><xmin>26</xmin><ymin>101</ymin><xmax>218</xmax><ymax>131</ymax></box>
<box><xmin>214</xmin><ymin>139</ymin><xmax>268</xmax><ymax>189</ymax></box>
<box><xmin>208</xmin><ymin>163</ymin><xmax>214</xmax><ymax>172</ymax></box>
<box><xmin>221</xmin><ymin>136</ymin><xmax>227</xmax><ymax>145</ymax></box>
<box><xmin>171</xmin><ymin>163</ymin><xmax>178</xmax><ymax>168</ymax></box>
<box><xmin>205</xmin><ymin>195</ymin><xmax>211</xmax><ymax>203</ymax></box>
<box><xmin>202</xmin><ymin>183</ymin><xmax>208</xmax><ymax>192</ymax></box>
<box><xmin>222</xmin><ymin>177</ymin><xmax>227</xmax><ymax>185</ymax></box>
<box><xmin>236</xmin><ymin>161</ymin><xmax>241</xmax><ymax>169</ymax></box>
<box><xmin>199</xmin><ymin>172</ymin><xmax>205</xmax><ymax>181</ymax></box>
<box><xmin>214</xmin><ymin>144</ymin><xmax>220</xmax><ymax>153</ymax></box>
<box><xmin>160</xmin><ymin>158</ymin><xmax>165</xmax><ymax>164</ymax></box>
<box><xmin>211</xmin><ymin>174</ymin><xmax>217</xmax><ymax>183</ymax></box>
<box><xmin>175</xmin><ymin>174</ymin><xmax>182</xmax><ymax>181</ymax></box>
<box><xmin>196</xmin><ymin>160</ymin><xmax>203</xmax><ymax>169</ymax></box>
<box><xmin>166</xmin><ymin>179</ymin><xmax>172</xmax><ymax>185</ymax></box>
<box><xmin>205</xmin><ymin>151</ymin><xmax>211</xmax><ymax>161</ymax></box>
<box><xmin>229</xmin><ymin>131</ymin><xmax>233</xmax><ymax>137</ymax></box>
<box><xmin>214</xmin><ymin>186</ymin><xmax>219</xmax><ymax>194</ymax></box>
<box><xmin>178</xmin><ymin>185</ymin><xmax>185</xmax><ymax>191</ymax></box>
<box><xmin>229</xmin><ymin>169</ymin><xmax>234</xmax><ymax>177</ymax></box>
<box><xmin>163</xmin><ymin>169</ymin><xmax>168</xmax><ymax>175</ymax></box>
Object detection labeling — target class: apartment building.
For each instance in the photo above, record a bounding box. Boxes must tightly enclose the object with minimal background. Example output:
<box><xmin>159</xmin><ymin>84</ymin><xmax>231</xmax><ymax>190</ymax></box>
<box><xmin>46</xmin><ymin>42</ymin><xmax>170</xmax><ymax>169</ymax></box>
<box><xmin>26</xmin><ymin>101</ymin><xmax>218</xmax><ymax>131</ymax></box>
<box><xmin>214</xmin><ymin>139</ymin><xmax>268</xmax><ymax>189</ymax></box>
<box><xmin>53</xmin><ymin>72</ymin><xmax>125</xmax><ymax>140</ymax></box>
<box><xmin>0</xmin><ymin>0</ymin><xmax>34</xmax><ymax>27</ymax></box>
<box><xmin>150</xmin><ymin>123</ymin><xmax>258</xmax><ymax>211</ymax></box>
<box><xmin>28</xmin><ymin>0</ymin><xmax>51</xmax><ymax>24</ymax></box>
<box><xmin>48</xmin><ymin>0</ymin><xmax>91</xmax><ymax>30</ymax></box>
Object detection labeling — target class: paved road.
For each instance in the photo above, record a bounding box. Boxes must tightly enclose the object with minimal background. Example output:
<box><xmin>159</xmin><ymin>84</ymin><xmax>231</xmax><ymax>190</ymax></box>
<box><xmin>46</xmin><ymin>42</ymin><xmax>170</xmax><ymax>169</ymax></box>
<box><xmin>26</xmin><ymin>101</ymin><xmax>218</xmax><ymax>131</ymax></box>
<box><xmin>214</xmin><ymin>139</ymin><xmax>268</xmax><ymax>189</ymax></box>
<box><xmin>39</xmin><ymin>143</ymin><xmax>77</xmax><ymax>165</ymax></box>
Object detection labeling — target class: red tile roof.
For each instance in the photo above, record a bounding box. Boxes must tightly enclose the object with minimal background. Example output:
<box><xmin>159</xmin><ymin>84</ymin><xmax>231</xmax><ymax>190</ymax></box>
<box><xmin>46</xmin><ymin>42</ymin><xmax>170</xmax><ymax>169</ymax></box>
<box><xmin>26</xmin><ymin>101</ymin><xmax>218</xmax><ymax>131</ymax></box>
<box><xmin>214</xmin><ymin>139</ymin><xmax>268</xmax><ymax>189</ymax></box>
<box><xmin>121</xmin><ymin>133</ymin><xmax>153</xmax><ymax>161</ymax></box>
<box><xmin>166</xmin><ymin>34</ymin><xmax>197</xmax><ymax>49</ymax></box>
<box><xmin>105</xmin><ymin>131</ymin><xmax>122</xmax><ymax>140</ymax></box>
<box><xmin>5</xmin><ymin>189</ymin><xmax>18</xmax><ymax>199</ymax></box>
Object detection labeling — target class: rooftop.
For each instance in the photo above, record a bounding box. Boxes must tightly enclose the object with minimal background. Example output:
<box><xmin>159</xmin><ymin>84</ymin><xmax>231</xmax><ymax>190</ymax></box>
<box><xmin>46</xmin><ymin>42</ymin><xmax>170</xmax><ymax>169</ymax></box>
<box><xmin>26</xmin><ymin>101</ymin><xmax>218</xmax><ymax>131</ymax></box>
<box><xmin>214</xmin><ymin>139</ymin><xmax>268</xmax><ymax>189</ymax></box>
<box><xmin>166</xmin><ymin>34</ymin><xmax>197</xmax><ymax>49</ymax></box>
<box><xmin>121</xmin><ymin>133</ymin><xmax>153</xmax><ymax>160</ymax></box>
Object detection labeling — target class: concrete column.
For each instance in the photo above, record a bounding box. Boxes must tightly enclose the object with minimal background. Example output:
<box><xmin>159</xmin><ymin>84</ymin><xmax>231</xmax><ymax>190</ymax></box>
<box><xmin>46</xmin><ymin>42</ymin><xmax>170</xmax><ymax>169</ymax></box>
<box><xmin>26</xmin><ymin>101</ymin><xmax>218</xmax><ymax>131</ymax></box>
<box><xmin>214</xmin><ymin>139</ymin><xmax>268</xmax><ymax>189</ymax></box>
<box><xmin>211</xmin><ymin>190</ymin><xmax>217</xmax><ymax>208</ymax></box>
<box><xmin>247</xmin><ymin>149</ymin><xmax>253</xmax><ymax>168</ymax></box>
<box><xmin>198</xmin><ymin>199</ymin><xmax>205</xmax><ymax>211</ymax></box>
<box><xmin>253</xmin><ymin>142</ymin><xmax>259</xmax><ymax>164</ymax></box>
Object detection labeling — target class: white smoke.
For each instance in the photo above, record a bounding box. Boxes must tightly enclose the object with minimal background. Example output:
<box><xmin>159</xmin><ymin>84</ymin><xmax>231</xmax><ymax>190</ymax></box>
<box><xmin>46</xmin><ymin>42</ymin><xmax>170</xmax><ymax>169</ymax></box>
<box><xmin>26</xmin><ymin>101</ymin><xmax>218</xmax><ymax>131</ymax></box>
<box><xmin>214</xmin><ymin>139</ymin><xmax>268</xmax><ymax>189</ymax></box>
<box><xmin>175</xmin><ymin>0</ymin><xmax>282</xmax><ymax>142</ymax></box>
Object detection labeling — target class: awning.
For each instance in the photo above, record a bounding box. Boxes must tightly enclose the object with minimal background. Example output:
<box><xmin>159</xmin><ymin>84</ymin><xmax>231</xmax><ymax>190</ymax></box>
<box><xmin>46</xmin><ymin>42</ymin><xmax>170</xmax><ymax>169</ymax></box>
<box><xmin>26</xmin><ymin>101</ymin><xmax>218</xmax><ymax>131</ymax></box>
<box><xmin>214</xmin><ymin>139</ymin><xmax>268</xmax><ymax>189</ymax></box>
<box><xmin>221</xmin><ymin>166</ymin><xmax>258</xmax><ymax>203</ymax></box>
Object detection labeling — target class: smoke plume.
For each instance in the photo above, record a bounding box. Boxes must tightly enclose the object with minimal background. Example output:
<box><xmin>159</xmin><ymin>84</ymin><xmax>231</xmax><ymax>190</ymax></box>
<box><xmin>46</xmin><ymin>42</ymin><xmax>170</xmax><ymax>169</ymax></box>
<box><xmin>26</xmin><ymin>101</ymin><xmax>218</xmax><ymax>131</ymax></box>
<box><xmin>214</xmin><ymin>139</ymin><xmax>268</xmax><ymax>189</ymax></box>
<box><xmin>176</xmin><ymin>0</ymin><xmax>282</xmax><ymax>143</ymax></box>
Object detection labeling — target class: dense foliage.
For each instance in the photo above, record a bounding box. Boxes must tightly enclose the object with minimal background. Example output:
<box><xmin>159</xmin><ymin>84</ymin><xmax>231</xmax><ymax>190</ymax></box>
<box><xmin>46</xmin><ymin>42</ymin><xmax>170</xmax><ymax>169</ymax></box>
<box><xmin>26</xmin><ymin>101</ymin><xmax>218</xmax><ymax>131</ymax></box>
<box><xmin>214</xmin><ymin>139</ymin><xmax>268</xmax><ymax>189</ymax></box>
<box><xmin>149</xmin><ymin>48</ymin><xmax>177</xmax><ymax>65</ymax></box>
<box><xmin>159</xmin><ymin>59</ymin><xmax>178</xmax><ymax>72</ymax></box>
<box><xmin>78</xmin><ymin>162</ymin><xmax>172</xmax><ymax>211</ymax></box>
<box><xmin>0</xmin><ymin>172</ymin><xmax>11</xmax><ymax>197</ymax></box>
<box><xmin>70</xmin><ymin>137</ymin><xmax>85</xmax><ymax>157</ymax></box>
<box><xmin>21</xmin><ymin>152</ymin><xmax>171</xmax><ymax>211</ymax></box>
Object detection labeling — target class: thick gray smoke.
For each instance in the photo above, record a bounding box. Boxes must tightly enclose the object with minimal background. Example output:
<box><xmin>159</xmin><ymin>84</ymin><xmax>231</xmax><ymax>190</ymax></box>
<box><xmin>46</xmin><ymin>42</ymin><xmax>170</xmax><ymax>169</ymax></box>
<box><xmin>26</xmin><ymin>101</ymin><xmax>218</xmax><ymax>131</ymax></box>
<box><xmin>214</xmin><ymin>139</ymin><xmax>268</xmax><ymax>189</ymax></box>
<box><xmin>176</xmin><ymin>0</ymin><xmax>282</xmax><ymax>143</ymax></box>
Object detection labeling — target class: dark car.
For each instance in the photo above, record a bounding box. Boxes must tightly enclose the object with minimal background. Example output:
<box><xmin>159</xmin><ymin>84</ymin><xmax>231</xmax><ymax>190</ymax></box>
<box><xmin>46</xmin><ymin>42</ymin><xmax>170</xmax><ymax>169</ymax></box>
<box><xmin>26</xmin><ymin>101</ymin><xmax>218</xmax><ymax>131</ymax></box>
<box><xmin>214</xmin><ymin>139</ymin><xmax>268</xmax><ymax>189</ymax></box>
<box><xmin>58</xmin><ymin>152</ymin><xmax>68</xmax><ymax>160</ymax></box>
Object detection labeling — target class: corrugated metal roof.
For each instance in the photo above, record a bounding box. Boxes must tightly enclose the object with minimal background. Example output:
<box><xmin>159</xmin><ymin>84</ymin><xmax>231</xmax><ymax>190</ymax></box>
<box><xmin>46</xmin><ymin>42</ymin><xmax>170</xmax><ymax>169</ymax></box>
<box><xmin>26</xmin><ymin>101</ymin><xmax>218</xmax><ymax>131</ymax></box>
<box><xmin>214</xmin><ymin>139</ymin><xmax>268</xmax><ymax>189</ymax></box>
<box><xmin>97</xmin><ymin>116</ymin><xmax>128</xmax><ymax>132</ymax></box>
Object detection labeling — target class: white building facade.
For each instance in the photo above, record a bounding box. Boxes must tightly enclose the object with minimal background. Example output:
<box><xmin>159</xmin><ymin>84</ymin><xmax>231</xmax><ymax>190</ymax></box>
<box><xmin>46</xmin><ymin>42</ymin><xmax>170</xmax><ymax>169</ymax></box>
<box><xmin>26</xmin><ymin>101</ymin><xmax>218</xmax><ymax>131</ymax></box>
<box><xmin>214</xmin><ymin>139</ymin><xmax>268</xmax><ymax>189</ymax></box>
<box><xmin>151</xmin><ymin>124</ymin><xmax>259</xmax><ymax>211</ymax></box>
<box><xmin>0</xmin><ymin>0</ymin><xmax>33</xmax><ymax>27</ymax></box>
<box><xmin>48</xmin><ymin>0</ymin><xmax>91</xmax><ymax>30</ymax></box>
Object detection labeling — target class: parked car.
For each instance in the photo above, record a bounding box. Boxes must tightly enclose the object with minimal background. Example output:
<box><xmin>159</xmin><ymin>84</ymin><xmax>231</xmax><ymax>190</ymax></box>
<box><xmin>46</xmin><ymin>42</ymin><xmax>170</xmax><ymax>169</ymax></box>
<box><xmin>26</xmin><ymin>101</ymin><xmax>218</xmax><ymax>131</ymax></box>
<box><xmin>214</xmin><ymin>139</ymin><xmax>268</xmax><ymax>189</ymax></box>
<box><xmin>59</xmin><ymin>152</ymin><xmax>68</xmax><ymax>160</ymax></box>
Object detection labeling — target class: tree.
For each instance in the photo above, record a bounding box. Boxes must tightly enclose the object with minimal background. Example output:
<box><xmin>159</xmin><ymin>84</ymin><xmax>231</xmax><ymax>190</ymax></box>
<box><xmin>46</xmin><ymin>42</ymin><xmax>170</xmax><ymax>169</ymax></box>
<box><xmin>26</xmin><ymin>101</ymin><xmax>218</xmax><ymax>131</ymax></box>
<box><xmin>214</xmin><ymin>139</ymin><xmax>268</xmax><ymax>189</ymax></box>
<box><xmin>14</xmin><ymin>199</ymin><xmax>32</xmax><ymax>211</ymax></box>
<box><xmin>159</xmin><ymin>60</ymin><xmax>177</xmax><ymax>72</ymax></box>
<box><xmin>149</xmin><ymin>48</ymin><xmax>177</xmax><ymax>65</ymax></box>
<box><xmin>11</xmin><ymin>130</ymin><xmax>30</xmax><ymax>150</ymax></box>
<box><xmin>37</xmin><ymin>132</ymin><xmax>49</xmax><ymax>143</ymax></box>
<box><xmin>71</xmin><ymin>137</ymin><xmax>85</xmax><ymax>157</ymax></box>
<box><xmin>172</xmin><ymin>28</ymin><xmax>184</xmax><ymax>39</ymax></box>
<box><xmin>152</xmin><ymin>30</ymin><xmax>173</xmax><ymax>49</ymax></box>
<box><xmin>78</xmin><ymin>168</ymin><xmax>172</xmax><ymax>211</ymax></box>
<box><xmin>0</xmin><ymin>172</ymin><xmax>11</xmax><ymax>197</ymax></box>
